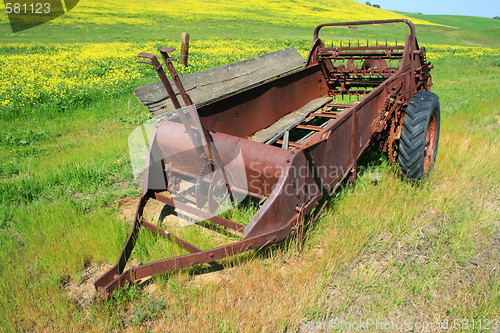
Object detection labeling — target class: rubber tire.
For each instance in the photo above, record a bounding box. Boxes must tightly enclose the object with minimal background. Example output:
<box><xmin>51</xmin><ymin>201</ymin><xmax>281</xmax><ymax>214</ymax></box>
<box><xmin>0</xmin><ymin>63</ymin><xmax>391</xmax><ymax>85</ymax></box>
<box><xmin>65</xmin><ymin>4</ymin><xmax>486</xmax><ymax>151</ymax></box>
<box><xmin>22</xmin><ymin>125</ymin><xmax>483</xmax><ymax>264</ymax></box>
<box><xmin>398</xmin><ymin>91</ymin><xmax>440</xmax><ymax>180</ymax></box>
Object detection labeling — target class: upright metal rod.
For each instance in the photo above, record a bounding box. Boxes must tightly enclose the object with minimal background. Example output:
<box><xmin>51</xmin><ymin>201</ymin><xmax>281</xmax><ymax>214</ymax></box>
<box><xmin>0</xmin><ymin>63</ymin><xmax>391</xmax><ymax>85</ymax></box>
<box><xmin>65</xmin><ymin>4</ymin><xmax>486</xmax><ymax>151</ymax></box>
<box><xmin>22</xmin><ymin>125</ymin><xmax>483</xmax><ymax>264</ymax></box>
<box><xmin>159</xmin><ymin>48</ymin><xmax>234</xmax><ymax>204</ymax></box>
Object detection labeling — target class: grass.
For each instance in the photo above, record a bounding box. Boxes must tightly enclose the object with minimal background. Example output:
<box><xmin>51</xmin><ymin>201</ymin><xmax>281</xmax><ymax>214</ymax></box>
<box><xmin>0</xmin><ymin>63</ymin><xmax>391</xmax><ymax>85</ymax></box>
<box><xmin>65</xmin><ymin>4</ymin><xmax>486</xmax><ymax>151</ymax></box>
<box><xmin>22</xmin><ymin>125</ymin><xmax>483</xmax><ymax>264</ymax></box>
<box><xmin>397</xmin><ymin>12</ymin><xmax>500</xmax><ymax>47</ymax></box>
<box><xmin>0</xmin><ymin>0</ymin><xmax>499</xmax><ymax>331</ymax></box>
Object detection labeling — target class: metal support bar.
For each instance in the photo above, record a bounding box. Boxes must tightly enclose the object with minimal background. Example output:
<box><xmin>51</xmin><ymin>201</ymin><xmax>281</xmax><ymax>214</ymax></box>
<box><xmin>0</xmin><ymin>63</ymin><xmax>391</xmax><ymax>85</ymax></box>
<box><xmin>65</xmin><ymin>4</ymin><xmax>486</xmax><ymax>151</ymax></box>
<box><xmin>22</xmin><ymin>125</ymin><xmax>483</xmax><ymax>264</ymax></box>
<box><xmin>297</xmin><ymin>124</ymin><xmax>322</xmax><ymax>131</ymax></box>
<box><xmin>152</xmin><ymin>192</ymin><xmax>246</xmax><ymax>232</ymax></box>
<box><xmin>311</xmin><ymin>112</ymin><xmax>337</xmax><ymax>118</ymax></box>
<box><xmin>141</xmin><ymin>220</ymin><xmax>203</xmax><ymax>253</ymax></box>
<box><xmin>99</xmin><ymin>223</ymin><xmax>292</xmax><ymax>298</ymax></box>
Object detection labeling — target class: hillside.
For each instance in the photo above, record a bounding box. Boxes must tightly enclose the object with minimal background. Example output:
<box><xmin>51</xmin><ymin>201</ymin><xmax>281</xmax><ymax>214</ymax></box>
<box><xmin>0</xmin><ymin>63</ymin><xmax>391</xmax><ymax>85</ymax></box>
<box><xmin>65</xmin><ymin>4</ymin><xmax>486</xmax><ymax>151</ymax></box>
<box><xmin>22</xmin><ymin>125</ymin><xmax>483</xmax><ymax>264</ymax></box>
<box><xmin>398</xmin><ymin>12</ymin><xmax>500</xmax><ymax>29</ymax></box>
<box><xmin>399</xmin><ymin>12</ymin><xmax>500</xmax><ymax>47</ymax></box>
<box><xmin>0</xmin><ymin>0</ymin><xmax>437</xmax><ymax>42</ymax></box>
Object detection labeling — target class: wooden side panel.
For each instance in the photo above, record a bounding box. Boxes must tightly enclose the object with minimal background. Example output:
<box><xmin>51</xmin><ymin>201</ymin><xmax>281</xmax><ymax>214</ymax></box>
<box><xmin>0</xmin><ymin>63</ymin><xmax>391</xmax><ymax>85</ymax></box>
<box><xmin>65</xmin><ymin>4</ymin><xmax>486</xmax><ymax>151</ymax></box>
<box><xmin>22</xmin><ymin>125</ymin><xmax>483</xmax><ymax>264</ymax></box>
<box><xmin>134</xmin><ymin>47</ymin><xmax>305</xmax><ymax>114</ymax></box>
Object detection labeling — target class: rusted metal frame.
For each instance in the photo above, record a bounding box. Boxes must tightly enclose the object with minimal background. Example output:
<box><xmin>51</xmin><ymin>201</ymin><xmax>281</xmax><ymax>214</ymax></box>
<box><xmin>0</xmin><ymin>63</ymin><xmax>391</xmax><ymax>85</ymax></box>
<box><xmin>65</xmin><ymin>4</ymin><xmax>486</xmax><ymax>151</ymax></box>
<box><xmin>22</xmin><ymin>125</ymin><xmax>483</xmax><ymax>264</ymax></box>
<box><xmin>326</xmin><ymin>78</ymin><xmax>386</xmax><ymax>86</ymax></box>
<box><xmin>195</xmin><ymin>65</ymin><xmax>326</xmax><ymax>138</ymax></box>
<box><xmin>299</xmin><ymin>149</ymin><xmax>334</xmax><ymax>215</ymax></box>
<box><xmin>104</xmin><ymin>88</ymin><xmax>364</xmax><ymax>299</ymax></box>
<box><xmin>330</xmin><ymin>72</ymin><xmax>388</xmax><ymax>77</ymax></box>
<box><xmin>313</xmin><ymin>19</ymin><xmax>416</xmax><ymax>40</ymax></box>
<box><xmin>98</xmin><ymin>216</ymin><xmax>297</xmax><ymax>297</ymax></box>
<box><xmin>310</xmin><ymin>42</ymin><xmax>336</xmax><ymax>79</ymax></box>
<box><xmin>297</xmin><ymin>124</ymin><xmax>322</xmax><ymax>131</ymax></box>
<box><xmin>141</xmin><ymin>220</ymin><xmax>203</xmax><ymax>253</ymax></box>
<box><xmin>260</xmin><ymin>98</ymin><xmax>334</xmax><ymax>146</ymax></box>
<box><xmin>350</xmin><ymin>108</ymin><xmax>359</xmax><ymax>181</ymax></box>
<box><xmin>386</xmin><ymin>97</ymin><xmax>406</xmax><ymax>162</ymax></box>
<box><xmin>97</xmin><ymin>20</ymin><xmax>432</xmax><ymax>298</ymax></box>
<box><xmin>307</xmin><ymin>20</ymin><xmax>414</xmax><ymax>73</ymax></box>
<box><xmin>312</xmin><ymin>21</ymin><xmax>413</xmax><ymax>92</ymax></box>
<box><xmin>301</xmin><ymin>56</ymin><xmax>402</xmax><ymax>152</ymax></box>
<box><xmin>94</xmin><ymin>187</ymin><xmax>256</xmax><ymax>297</ymax></box>
<box><xmin>320</xmin><ymin>54</ymin><xmax>402</xmax><ymax>60</ymax></box>
<box><xmin>137</xmin><ymin>53</ymin><xmax>182</xmax><ymax>110</ymax></box>
<box><xmin>333</xmin><ymin>70</ymin><xmax>396</xmax><ymax>78</ymax></box>
<box><xmin>328</xmin><ymin>43</ymin><xmax>412</xmax><ymax>101</ymax></box>
<box><xmin>304</xmin><ymin>130</ymin><xmax>374</xmax><ymax>225</ymax></box>
<box><xmin>159</xmin><ymin>47</ymin><xmax>194</xmax><ymax>106</ymax></box>
<box><xmin>327</xmin><ymin>79</ymin><xmax>384</xmax><ymax>88</ymax></box>
<box><xmin>94</xmin><ymin>194</ymin><xmax>150</xmax><ymax>294</ymax></box>
<box><xmin>379</xmin><ymin>37</ymin><xmax>426</xmax><ymax>158</ymax></box>
<box><xmin>311</xmin><ymin>112</ymin><xmax>337</xmax><ymax>118</ymax></box>
<box><xmin>319</xmin><ymin>45</ymin><xmax>405</xmax><ymax>52</ymax></box>
<box><xmin>337</xmin><ymin>69</ymin><xmax>398</xmax><ymax>73</ymax></box>
<box><xmin>152</xmin><ymin>192</ymin><xmax>245</xmax><ymax>232</ymax></box>
<box><xmin>276</xmin><ymin>140</ymin><xmax>301</xmax><ymax>147</ymax></box>
<box><xmin>301</xmin><ymin>103</ymin><xmax>355</xmax><ymax>150</ymax></box>
<box><xmin>319</xmin><ymin>52</ymin><xmax>404</xmax><ymax>58</ymax></box>
<box><xmin>157</xmin><ymin>48</ymin><xmax>214</xmax><ymax>160</ymax></box>
<box><xmin>157</xmin><ymin>48</ymin><xmax>231</xmax><ymax>188</ymax></box>
<box><xmin>159</xmin><ymin>47</ymin><xmax>240</xmax><ymax>217</ymax></box>
<box><xmin>330</xmin><ymin>90</ymin><xmax>372</xmax><ymax>95</ymax></box>
<box><xmin>328</xmin><ymin>73</ymin><xmax>388</xmax><ymax>79</ymax></box>
<box><xmin>137</xmin><ymin>52</ymin><xmax>202</xmax><ymax>155</ymax></box>
<box><xmin>305</xmin><ymin>38</ymin><xmax>325</xmax><ymax>68</ymax></box>
<box><xmin>321</xmin><ymin>55</ymin><xmax>397</xmax><ymax>93</ymax></box>
<box><xmin>295</xmin><ymin>104</ymin><xmax>370</xmax><ymax>223</ymax></box>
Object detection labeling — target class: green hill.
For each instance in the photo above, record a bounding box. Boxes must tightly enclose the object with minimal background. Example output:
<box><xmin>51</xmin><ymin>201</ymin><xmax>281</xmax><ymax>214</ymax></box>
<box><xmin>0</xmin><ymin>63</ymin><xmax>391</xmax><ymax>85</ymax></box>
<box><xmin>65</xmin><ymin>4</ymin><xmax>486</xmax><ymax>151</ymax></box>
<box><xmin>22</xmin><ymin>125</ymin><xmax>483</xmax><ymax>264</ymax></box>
<box><xmin>0</xmin><ymin>0</ymin><xmax>437</xmax><ymax>43</ymax></box>
<box><xmin>397</xmin><ymin>12</ymin><xmax>500</xmax><ymax>29</ymax></box>
<box><xmin>398</xmin><ymin>12</ymin><xmax>500</xmax><ymax>47</ymax></box>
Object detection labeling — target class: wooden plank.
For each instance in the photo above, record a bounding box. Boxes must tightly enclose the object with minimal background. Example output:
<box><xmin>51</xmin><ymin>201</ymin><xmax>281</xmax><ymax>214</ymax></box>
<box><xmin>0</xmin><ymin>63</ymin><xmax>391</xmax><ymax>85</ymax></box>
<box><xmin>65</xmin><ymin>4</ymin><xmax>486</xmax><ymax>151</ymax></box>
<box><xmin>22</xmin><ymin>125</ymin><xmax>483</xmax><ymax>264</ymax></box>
<box><xmin>134</xmin><ymin>47</ymin><xmax>305</xmax><ymax>114</ymax></box>
<box><xmin>248</xmin><ymin>97</ymin><xmax>332</xmax><ymax>144</ymax></box>
<box><xmin>180</xmin><ymin>32</ymin><xmax>190</xmax><ymax>67</ymax></box>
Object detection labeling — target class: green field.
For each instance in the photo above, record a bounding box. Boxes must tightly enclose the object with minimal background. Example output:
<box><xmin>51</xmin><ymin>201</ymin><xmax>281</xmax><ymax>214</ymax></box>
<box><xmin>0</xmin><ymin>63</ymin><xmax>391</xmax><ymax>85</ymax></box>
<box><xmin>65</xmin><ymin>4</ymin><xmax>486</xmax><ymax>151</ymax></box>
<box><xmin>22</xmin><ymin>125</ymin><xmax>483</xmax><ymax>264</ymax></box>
<box><xmin>397</xmin><ymin>12</ymin><xmax>500</xmax><ymax>47</ymax></box>
<box><xmin>0</xmin><ymin>0</ymin><xmax>499</xmax><ymax>331</ymax></box>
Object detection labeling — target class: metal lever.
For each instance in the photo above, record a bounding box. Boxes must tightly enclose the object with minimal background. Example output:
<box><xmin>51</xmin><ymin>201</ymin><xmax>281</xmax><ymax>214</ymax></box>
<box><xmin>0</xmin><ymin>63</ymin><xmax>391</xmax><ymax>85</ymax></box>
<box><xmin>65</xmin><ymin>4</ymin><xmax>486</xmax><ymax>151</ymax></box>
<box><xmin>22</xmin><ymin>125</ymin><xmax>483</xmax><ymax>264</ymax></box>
<box><xmin>137</xmin><ymin>52</ymin><xmax>201</xmax><ymax>151</ymax></box>
<box><xmin>158</xmin><ymin>47</ymin><xmax>194</xmax><ymax>106</ymax></box>
<box><xmin>158</xmin><ymin>47</ymin><xmax>233</xmax><ymax>206</ymax></box>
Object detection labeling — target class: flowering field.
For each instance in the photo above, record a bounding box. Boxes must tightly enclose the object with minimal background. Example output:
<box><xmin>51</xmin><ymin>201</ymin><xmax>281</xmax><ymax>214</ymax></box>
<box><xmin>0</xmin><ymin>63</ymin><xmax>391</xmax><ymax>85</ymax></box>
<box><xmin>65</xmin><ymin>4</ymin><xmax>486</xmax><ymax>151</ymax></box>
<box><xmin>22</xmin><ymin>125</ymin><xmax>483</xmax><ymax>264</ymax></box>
<box><xmin>0</xmin><ymin>40</ymin><xmax>291</xmax><ymax>117</ymax></box>
<box><xmin>1</xmin><ymin>40</ymin><xmax>498</xmax><ymax>118</ymax></box>
<box><xmin>0</xmin><ymin>0</ymin><xmax>438</xmax><ymax>28</ymax></box>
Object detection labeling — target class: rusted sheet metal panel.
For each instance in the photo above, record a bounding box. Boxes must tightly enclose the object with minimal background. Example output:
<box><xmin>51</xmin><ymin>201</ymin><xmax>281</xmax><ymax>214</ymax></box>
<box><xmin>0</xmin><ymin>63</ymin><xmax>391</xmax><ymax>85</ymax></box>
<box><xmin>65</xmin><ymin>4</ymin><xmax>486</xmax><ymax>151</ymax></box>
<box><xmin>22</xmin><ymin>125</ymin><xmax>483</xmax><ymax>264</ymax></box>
<box><xmin>307</xmin><ymin>113</ymin><xmax>354</xmax><ymax>189</ymax></box>
<box><xmin>134</xmin><ymin>47</ymin><xmax>306</xmax><ymax>114</ymax></box>
<box><xmin>196</xmin><ymin>65</ymin><xmax>329</xmax><ymax>138</ymax></box>
<box><xmin>153</xmin><ymin>121</ymin><xmax>290</xmax><ymax>197</ymax></box>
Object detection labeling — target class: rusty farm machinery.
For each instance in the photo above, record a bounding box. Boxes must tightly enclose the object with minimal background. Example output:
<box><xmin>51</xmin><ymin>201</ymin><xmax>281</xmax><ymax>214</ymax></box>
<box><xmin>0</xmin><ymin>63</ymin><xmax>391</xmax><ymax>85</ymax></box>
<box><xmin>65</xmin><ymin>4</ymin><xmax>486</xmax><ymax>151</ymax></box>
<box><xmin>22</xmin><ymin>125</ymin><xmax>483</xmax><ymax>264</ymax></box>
<box><xmin>95</xmin><ymin>19</ymin><xmax>440</xmax><ymax>297</ymax></box>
